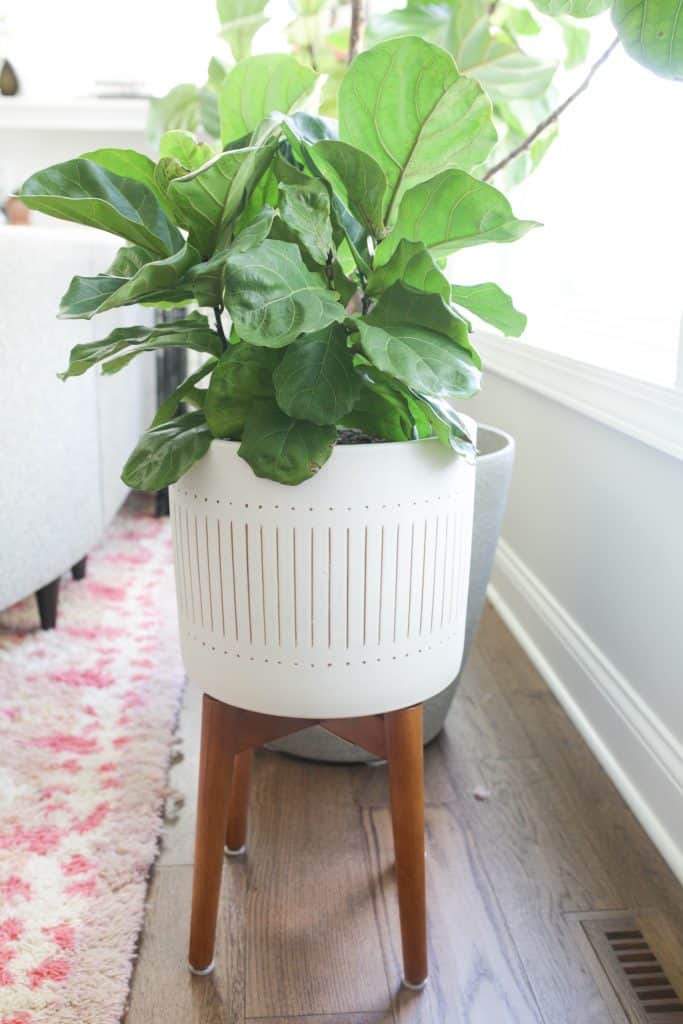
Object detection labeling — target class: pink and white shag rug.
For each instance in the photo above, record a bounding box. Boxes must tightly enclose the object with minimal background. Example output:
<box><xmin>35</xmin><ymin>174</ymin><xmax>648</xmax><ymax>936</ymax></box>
<box><xmin>0</xmin><ymin>502</ymin><xmax>185</xmax><ymax>1024</ymax></box>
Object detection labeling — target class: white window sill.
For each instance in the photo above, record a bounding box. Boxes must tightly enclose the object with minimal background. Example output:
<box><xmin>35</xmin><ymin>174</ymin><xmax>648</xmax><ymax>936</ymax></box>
<box><xmin>0</xmin><ymin>97</ymin><xmax>149</xmax><ymax>133</ymax></box>
<box><xmin>475</xmin><ymin>332</ymin><xmax>683</xmax><ymax>463</ymax></box>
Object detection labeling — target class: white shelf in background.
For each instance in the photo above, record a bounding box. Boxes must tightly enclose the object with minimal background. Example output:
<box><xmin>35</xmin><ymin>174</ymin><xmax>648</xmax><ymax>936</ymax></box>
<box><xmin>0</xmin><ymin>97</ymin><xmax>149</xmax><ymax>133</ymax></box>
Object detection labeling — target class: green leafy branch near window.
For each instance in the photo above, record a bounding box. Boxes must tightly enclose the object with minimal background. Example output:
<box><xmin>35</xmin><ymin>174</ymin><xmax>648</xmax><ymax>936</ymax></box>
<box><xmin>148</xmin><ymin>0</ymin><xmax>682</xmax><ymax>193</ymax></box>
<box><xmin>18</xmin><ymin>39</ymin><xmax>538</xmax><ymax>487</ymax></box>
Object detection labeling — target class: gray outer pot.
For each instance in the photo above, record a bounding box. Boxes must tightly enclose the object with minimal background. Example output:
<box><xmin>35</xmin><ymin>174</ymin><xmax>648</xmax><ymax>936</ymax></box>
<box><xmin>267</xmin><ymin>424</ymin><xmax>515</xmax><ymax>762</ymax></box>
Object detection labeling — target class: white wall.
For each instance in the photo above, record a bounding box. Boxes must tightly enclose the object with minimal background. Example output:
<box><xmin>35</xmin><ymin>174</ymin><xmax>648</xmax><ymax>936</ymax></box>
<box><xmin>467</xmin><ymin>370</ymin><xmax>683</xmax><ymax>880</ymax></box>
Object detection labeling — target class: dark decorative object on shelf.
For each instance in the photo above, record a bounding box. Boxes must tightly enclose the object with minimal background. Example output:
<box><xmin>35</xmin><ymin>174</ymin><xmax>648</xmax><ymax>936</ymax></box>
<box><xmin>0</xmin><ymin>59</ymin><xmax>19</xmax><ymax>96</ymax></box>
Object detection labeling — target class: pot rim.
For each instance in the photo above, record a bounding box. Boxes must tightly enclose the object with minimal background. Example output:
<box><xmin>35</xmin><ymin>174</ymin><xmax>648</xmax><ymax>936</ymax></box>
<box><xmin>474</xmin><ymin>422</ymin><xmax>515</xmax><ymax>463</ymax></box>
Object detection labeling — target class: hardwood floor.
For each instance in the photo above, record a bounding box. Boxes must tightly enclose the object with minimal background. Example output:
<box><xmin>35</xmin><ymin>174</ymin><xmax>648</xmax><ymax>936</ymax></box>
<box><xmin>124</xmin><ymin>602</ymin><xmax>683</xmax><ymax>1023</ymax></box>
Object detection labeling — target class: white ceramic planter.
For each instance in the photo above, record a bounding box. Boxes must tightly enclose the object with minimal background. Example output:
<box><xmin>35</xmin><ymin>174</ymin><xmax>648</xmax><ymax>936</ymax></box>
<box><xmin>168</xmin><ymin>425</ymin><xmax>476</xmax><ymax>719</ymax></box>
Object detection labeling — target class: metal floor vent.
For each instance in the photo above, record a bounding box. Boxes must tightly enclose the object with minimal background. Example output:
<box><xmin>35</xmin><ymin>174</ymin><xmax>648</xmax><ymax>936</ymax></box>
<box><xmin>581</xmin><ymin>914</ymin><xmax>683</xmax><ymax>1023</ymax></box>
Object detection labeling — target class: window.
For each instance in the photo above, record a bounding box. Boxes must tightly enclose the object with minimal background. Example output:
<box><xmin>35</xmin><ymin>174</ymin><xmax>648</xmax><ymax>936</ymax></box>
<box><xmin>466</xmin><ymin>19</ymin><xmax>682</xmax><ymax>389</ymax></box>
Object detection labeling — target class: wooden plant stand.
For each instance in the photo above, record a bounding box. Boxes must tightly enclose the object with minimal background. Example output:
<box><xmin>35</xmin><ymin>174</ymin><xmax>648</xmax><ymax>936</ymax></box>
<box><xmin>189</xmin><ymin>695</ymin><xmax>428</xmax><ymax>990</ymax></box>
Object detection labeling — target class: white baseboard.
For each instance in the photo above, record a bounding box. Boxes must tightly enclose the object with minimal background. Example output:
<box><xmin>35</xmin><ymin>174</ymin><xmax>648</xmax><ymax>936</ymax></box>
<box><xmin>488</xmin><ymin>539</ymin><xmax>683</xmax><ymax>886</ymax></box>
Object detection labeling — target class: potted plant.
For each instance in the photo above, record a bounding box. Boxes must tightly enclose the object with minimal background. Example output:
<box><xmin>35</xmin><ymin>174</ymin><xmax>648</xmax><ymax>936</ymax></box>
<box><xmin>18</xmin><ymin>34</ymin><xmax>538</xmax><ymax>984</ymax></box>
<box><xmin>17</xmin><ymin>36</ymin><xmax>536</xmax><ymax>714</ymax></box>
<box><xmin>18</xmin><ymin>35</ymin><xmax>535</xmax><ymax>711</ymax></box>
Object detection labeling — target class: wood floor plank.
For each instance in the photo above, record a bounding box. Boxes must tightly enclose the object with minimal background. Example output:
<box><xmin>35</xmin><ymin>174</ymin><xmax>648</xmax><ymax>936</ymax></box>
<box><xmin>363</xmin><ymin>803</ymin><xmax>544</xmax><ymax>1024</ymax></box>
<box><xmin>124</xmin><ymin>863</ymin><xmax>247</xmax><ymax>1024</ymax></box>
<box><xmin>479</xmin><ymin>603</ymin><xmax>683</xmax><ymax>949</ymax></box>
<box><xmin>247</xmin><ymin>1015</ymin><xmax>391</xmax><ymax>1023</ymax></box>
<box><xmin>451</xmin><ymin>754</ymin><xmax>627</xmax><ymax>1024</ymax></box>
<box><xmin>245</xmin><ymin>752</ymin><xmax>393</xmax><ymax>1019</ymax></box>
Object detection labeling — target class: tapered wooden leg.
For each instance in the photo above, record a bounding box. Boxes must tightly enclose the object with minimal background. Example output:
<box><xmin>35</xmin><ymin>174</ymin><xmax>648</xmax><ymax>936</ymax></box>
<box><xmin>385</xmin><ymin>704</ymin><xmax>428</xmax><ymax>989</ymax></box>
<box><xmin>189</xmin><ymin>695</ymin><xmax>237</xmax><ymax>974</ymax></box>
<box><xmin>225</xmin><ymin>749</ymin><xmax>253</xmax><ymax>854</ymax></box>
<box><xmin>36</xmin><ymin>576</ymin><xmax>60</xmax><ymax>630</ymax></box>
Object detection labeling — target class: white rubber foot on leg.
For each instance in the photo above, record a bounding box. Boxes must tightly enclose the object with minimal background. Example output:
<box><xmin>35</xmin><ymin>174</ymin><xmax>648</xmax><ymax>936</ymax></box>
<box><xmin>402</xmin><ymin>976</ymin><xmax>428</xmax><ymax>991</ymax></box>
<box><xmin>188</xmin><ymin>959</ymin><xmax>215</xmax><ymax>976</ymax></box>
<box><xmin>224</xmin><ymin>844</ymin><xmax>246</xmax><ymax>857</ymax></box>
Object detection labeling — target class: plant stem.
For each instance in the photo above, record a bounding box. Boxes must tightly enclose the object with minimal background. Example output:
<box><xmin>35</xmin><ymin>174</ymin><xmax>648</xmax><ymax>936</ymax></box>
<box><xmin>213</xmin><ymin>306</ymin><xmax>227</xmax><ymax>349</ymax></box>
<box><xmin>483</xmin><ymin>37</ymin><xmax>620</xmax><ymax>182</ymax></box>
<box><xmin>348</xmin><ymin>0</ymin><xmax>366</xmax><ymax>64</ymax></box>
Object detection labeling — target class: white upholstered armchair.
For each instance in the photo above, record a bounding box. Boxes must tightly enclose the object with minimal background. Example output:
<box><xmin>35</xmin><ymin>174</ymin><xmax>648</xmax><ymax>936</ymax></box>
<box><xmin>0</xmin><ymin>224</ymin><xmax>156</xmax><ymax>626</ymax></box>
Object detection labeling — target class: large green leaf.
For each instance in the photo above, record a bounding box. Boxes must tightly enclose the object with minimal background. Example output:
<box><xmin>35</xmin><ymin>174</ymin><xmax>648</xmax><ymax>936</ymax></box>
<box><xmin>366</xmin><ymin>240</ymin><xmax>450</xmax><ymax>301</ymax></box>
<box><xmin>238</xmin><ymin>399</ymin><xmax>336</xmax><ymax>483</ymax></box>
<box><xmin>147</xmin><ymin>84</ymin><xmax>202</xmax><ymax>146</ymax></box>
<box><xmin>158</xmin><ymin>130</ymin><xmax>214</xmax><ymax>170</ymax></box>
<box><xmin>307</xmin><ymin>140</ymin><xmax>388</xmax><ymax>237</ymax></box>
<box><xmin>408</xmin><ymin>392</ymin><xmax>477</xmax><ymax>460</ymax></box>
<box><xmin>531</xmin><ymin>0</ymin><xmax>609</xmax><ymax>16</ymax></box>
<box><xmin>217</xmin><ymin>0</ymin><xmax>269</xmax><ymax>60</ymax></box>
<box><xmin>356</xmin><ymin>320</ymin><xmax>481</xmax><ymax>399</ymax></box>
<box><xmin>187</xmin><ymin>206</ymin><xmax>276</xmax><ymax>307</ymax></box>
<box><xmin>122</xmin><ymin>411</ymin><xmax>212</xmax><ymax>491</ymax></box>
<box><xmin>59</xmin><ymin>242</ymin><xmax>200</xmax><ymax>319</ymax></box>
<box><xmin>339</xmin><ymin>36</ymin><xmax>496</xmax><ymax>222</ymax></box>
<box><xmin>219</xmin><ymin>54</ymin><xmax>318</xmax><ymax>145</ymax></box>
<box><xmin>273</xmin><ymin>324</ymin><xmax>359</xmax><ymax>425</ymax></box>
<box><xmin>168</xmin><ymin>144</ymin><xmax>275</xmax><ymax>257</ymax></box>
<box><xmin>59</xmin><ymin>313</ymin><xmax>222</xmax><ymax>378</ymax></box>
<box><xmin>613</xmin><ymin>0</ymin><xmax>683</xmax><ymax>77</ymax></box>
<box><xmin>451</xmin><ymin>281</ymin><xmax>527</xmax><ymax>336</ymax></box>
<box><xmin>152</xmin><ymin>360</ymin><xmax>217</xmax><ymax>426</ymax></box>
<box><xmin>205</xmin><ymin>343</ymin><xmax>282</xmax><ymax>437</ymax></box>
<box><xmin>377</xmin><ymin>169</ymin><xmax>539</xmax><ymax>262</ymax></box>
<box><xmin>278</xmin><ymin>180</ymin><xmax>334</xmax><ymax>265</ymax></box>
<box><xmin>79</xmin><ymin>148</ymin><xmax>169</xmax><ymax>210</ymax></box>
<box><xmin>18</xmin><ymin>158</ymin><xmax>183</xmax><ymax>258</ymax></box>
<box><xmin>222</xmin><ymin>239</ymin><xmax>346</xmax><ymax>347</ymax></box>
<box><xmin>342</xmin><ymin>364</ymin><xmax>432</xmax><ymax>441</ymax></box>
<box><xmin>366</xmin><ymin>280</ymin><xmax>476</xmax><ymax>359</ymax></box>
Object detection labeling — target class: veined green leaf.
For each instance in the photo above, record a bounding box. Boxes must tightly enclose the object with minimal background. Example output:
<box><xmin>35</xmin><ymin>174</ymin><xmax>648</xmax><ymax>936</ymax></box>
<box><xmin>307</xmin><ymin>139</ymin><xmax>388</xmax><ymax>237</ymax></box>
<box><xmin>531</xmin><ymin>0</ymin><xmax>609</xmax><ymax>15</ymax></box>
<box><xmin>152</xmin><ymin>359</ymin><xmax>217</xmax><ymax>426</ymax></box>
<box><xmin>80</xmin><ymin>147</ymin><xmax>171</xmax><ymax>211</ymax></box>
<box><xmin>147</xmin><ymin>84</ymin><xmax>201</xmax><ymax>146</ymax></box>
<box><xmin>365</xmin><ymin>281</ymin><xmax>476</xmax><ymax>360</ymax></box>
<box><xmin>278</xmin><ymin>180</ymin><xmax>334</xmax><ymax>265</ymax></box>
<box><xmin>217</xmin><ymin>0</ymin><xmax>269</xmax><ymax>60</ymax></box>
<box><xmin>59</xmin><ymin>313</ymin><xmax>222</xmax><ymax>379</ymax></box>
<box><xmin>159</xmin><ymin>130</ymin><xmax>214</xmax><ymax>169</ymax></box>
<box><xmin>18</xmin><ymin>158</ymin><xmax>183</xmax><ymax>258</ymax></box>
<box><xmin>451</xmin><ymin>281</ymin><xmax>527</xmax><ymax>336</ymax></box>
<box><xmin>168</xmin><ymin>144</ymin><xmax>275</xmax><ymax>256</ymax></box>
<box><xmin>342</xmin><ymin>363</ymin><xmax>433</xmax><ymax>441</ymax></box>
<box><xmin>339</xmin><ymin>36</ymin><xmax>496</xmax><ymax>222</ymax></box>
<box><xmin>59</xmin><ymin>242</ymin><xmax>200</xmax><ymax>319</ymax></box>
<box><xmin>238</xmin><ymin>399</ymin><xmax>336</xmax><ymax>484</ymax></box>
<box><xmin>187</xmin><ymin>206</ymin><xmax>276</xmax><ymax>307</ymax></box>
<box><xmin>560</xmin><ymin>19</ymin><xmax>591</xmax><ymax>68</ymax></box>
<box><xmin>376</xmin><ymin>169</ymin><xmax>539</xmax><ymax>262</ymax></box>
<box><xmin>366</xmin><ymin>240</ymin><xmax>450</xmax><ymax>301</ymax></box>
<box><xmin>273</xmin><ymin>323</ymin><xmax>359</xmax><ymax>425</ymax></box>
<box><xmin>205</xmin><ymin>343</ymin><xmax>282</xmax><ymax>437</ymax></box>
<box><xmin>356</xmin><ymin>320</ymin><xmax>481</xmax><ymax>400</ymax></box>
<box><xmin>219</xmin><ymin>54</ymin><xmax>318</xmax><ymax>145</ymax></box>
<box><xmin>222</xmin><ymin>239</ymin><xmax>346</xmax><ymax>348</ymax></box>
<box><xmin>122</xmin><ymin>411</ymin><xmax>212</xmax><ymax>491</ymax></box>
<box><xmin>613</xmin><ymin>0</ymin><xmax>683</xmax><ymax>77</ymax></box>
<box><xmin>408</xmin><ymin>392</ymin><xmax>477</xmax><ymax>460</ymax></box>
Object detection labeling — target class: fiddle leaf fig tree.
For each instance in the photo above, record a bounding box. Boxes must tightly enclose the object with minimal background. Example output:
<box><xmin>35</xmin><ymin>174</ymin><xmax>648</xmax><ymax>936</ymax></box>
<box><xmin>18</xmin><ymin>37</ymin><xmax>537</xmax><ymax>489</ymax></box>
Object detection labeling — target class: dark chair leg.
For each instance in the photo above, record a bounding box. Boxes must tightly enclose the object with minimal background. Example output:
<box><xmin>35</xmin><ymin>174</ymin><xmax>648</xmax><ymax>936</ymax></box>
<box><xmin>156</xmin><ymin>488</ymin><xmax>170</xmax><ymax>517</ymax></box>
<box><xmin>36</xmin><ymin>576</ymin><xmax>61</xmax><ymax>630</ymax></box>
<box><xmin>71</xmin><ymin>556</ymin><xmax>87</xmax><ymax>581</ymax></box>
